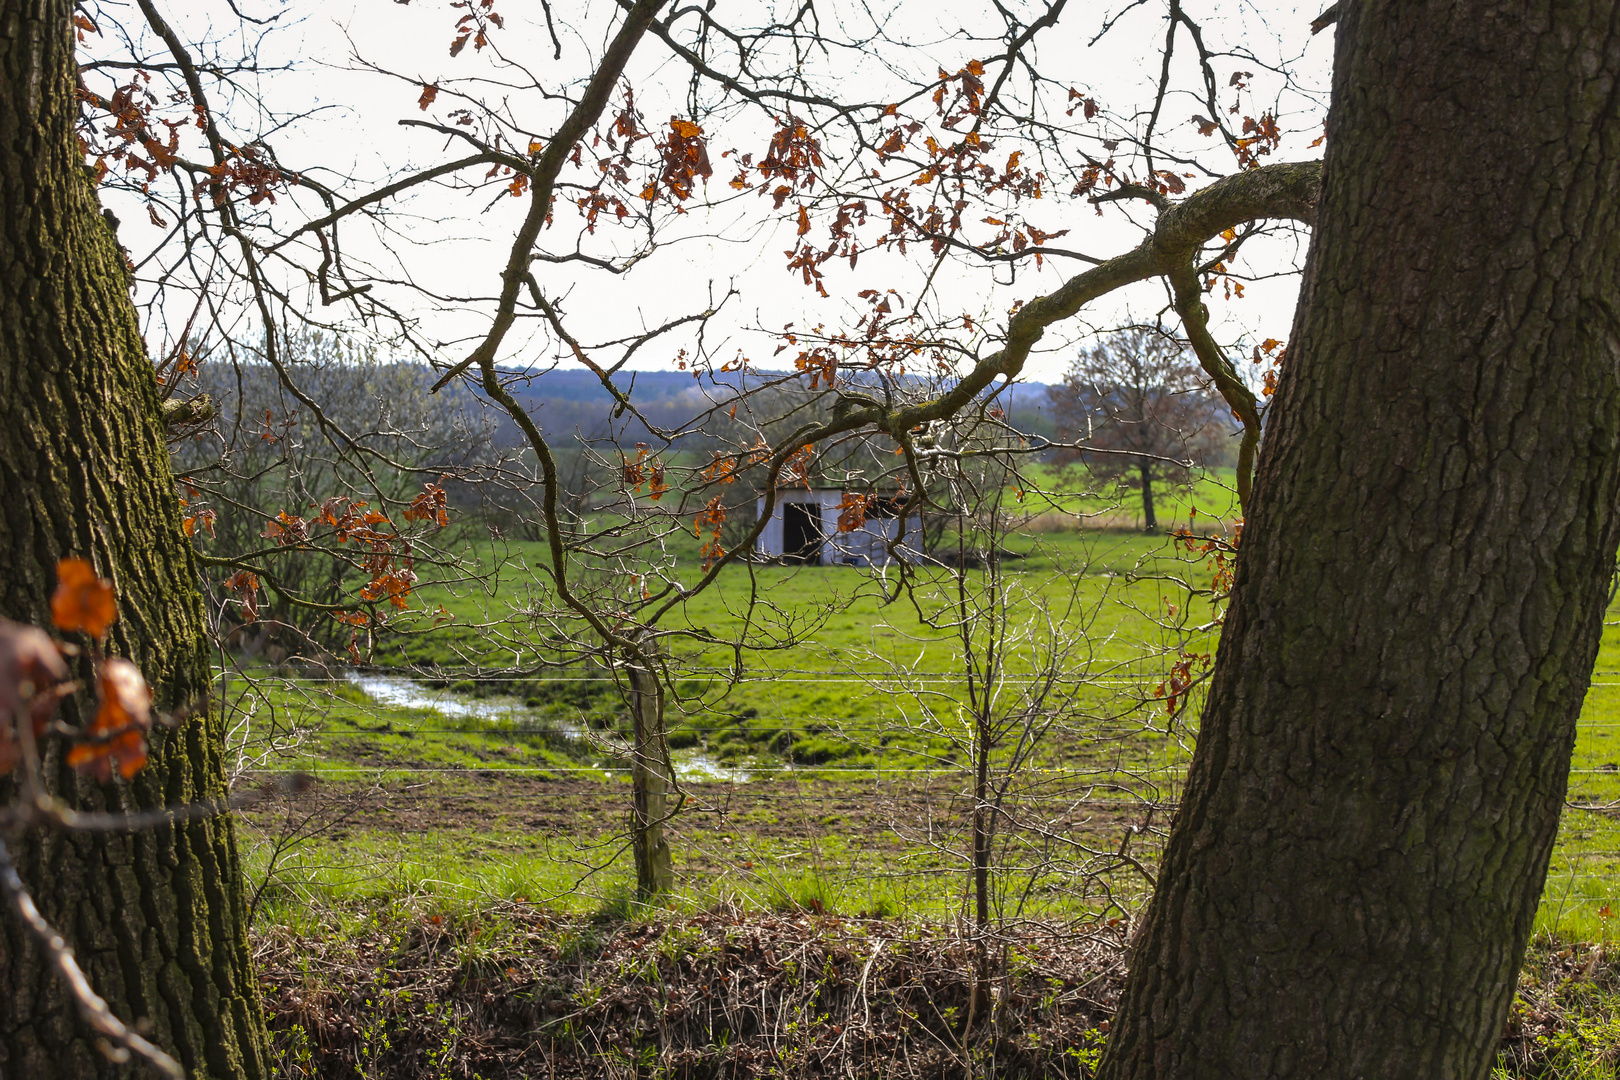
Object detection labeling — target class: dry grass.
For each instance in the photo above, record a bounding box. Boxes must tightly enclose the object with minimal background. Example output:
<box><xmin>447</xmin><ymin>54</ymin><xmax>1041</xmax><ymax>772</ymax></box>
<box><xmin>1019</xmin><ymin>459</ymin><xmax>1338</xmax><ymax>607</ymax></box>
<box><xmin>256</xmin><ymin>900</ymin><xmax>1620</xmax><ymax>1079</ymax></box>
<box><xmin>258</xmin><ymin>904</ymin><xmax>1129</xmax><ymax>1079</ymax></box>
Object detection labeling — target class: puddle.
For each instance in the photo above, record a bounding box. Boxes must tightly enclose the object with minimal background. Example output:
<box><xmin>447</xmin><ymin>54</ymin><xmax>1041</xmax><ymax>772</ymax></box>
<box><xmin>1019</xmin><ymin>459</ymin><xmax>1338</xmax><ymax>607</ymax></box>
<box><xmin>344</xmin><ymin>672</ymin><xmax>751</xmax><ymax>783</ymax></box>
<box><xmin>670</xmin><ymin>752</ymin><xmax>753</xmax><ymax>784</ymax></box>
<box><xmin>346</xmin><ymin>673</ymin><xmax>519</xmax><ymax>721</ymax></box>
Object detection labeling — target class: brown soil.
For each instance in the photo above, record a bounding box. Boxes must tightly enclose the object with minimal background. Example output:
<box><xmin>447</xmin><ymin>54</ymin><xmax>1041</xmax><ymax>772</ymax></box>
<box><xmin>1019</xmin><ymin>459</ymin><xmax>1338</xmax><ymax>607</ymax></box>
<box><xmin>243</xmin><ymin>771</ymin><xmax>1152</xmax><ymax>854</ymax></box>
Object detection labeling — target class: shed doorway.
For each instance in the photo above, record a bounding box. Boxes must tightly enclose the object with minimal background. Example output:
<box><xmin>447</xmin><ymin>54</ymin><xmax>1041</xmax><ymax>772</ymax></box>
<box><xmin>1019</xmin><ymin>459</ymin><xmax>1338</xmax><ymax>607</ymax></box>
<box><xmin>782</xmin><ymin>501</ymin><xmax>824</xmax><ymax>565</ymax></box>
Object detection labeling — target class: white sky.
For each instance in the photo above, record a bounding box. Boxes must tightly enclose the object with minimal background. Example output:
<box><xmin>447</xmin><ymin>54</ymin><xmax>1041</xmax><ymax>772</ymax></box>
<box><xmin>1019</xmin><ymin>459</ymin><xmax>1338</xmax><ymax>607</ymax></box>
<box><xmin>95</xmin><ymin>0</ymin><xmax>1335</xmax><ymax>386</ymax></box>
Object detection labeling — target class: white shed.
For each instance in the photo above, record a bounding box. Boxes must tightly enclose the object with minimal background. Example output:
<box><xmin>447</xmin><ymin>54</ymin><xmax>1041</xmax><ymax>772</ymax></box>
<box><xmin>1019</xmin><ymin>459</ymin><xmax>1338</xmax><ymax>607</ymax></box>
<box><xmin>755</xmin><ymin>489</ymin><xmax>922</xmax><ymax>567</ymax></box>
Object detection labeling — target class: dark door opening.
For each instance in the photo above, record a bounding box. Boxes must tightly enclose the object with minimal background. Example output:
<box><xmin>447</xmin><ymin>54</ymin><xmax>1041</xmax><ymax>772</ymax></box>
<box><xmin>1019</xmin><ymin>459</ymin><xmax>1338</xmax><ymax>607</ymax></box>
<box><xmin>782</xmin><ymin>501</ymin><xmax>824</xmax><ymax>565</ymax></box>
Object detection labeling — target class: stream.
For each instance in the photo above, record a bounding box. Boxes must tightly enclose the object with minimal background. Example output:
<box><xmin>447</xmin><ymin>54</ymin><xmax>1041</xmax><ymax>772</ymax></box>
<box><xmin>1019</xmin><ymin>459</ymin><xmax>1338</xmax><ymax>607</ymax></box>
<box><xmin>344</xmin><ymin>672</ymin><xmax>751</xmax><ymax>783</ymax></box>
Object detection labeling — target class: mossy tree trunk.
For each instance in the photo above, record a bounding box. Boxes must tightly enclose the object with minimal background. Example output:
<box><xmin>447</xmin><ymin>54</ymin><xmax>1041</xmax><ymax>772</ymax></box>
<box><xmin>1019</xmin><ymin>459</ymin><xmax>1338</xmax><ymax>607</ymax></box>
<box><xmin>1097</xmin><ymin>4</ymin><xmax>1620</xmax><ymax>1079</ymax></box>
<box><xmin>0</xmin><ymin>0</ymin><xmax>269</xmax><ymax>1076</ymax></box>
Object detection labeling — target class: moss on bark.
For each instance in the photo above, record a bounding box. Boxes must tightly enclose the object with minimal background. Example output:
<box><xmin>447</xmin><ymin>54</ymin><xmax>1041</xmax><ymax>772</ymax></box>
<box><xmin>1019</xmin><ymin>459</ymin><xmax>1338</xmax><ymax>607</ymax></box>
<box><xmin>1097</xmin><ymin>4</ymin><xmax>1620</xmax><ymax>1078</ymax></box>
<box><xmin>0</xmin><ymin>0</ymin><xmax>269</xmax><ymax>1075</ymax></box>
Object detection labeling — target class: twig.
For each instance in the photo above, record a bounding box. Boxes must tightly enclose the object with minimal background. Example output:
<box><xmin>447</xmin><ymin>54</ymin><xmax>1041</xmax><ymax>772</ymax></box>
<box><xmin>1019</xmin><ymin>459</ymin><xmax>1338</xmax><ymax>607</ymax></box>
<box><xmin>0</xmin><ymin>838</ymin><xmax>183</xmax><ymax>1079</ymax></box>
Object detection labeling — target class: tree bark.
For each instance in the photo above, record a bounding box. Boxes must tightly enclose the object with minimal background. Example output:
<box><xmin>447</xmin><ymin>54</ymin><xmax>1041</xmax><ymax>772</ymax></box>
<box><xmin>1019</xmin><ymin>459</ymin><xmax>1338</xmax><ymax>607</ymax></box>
<box><xmin>1137</xmin><ymin>462</ymin><xmax>1158</xmax><ymax>533</ymax></box>
<box><xmin>972</xmin><ymin>702</ymin><xmax>992</xmax><ymax>932</ymax></box>
<box><xmin>1097</xmin><ymin>4</ymin><xmax>1620</xmax><ymax>1079</ymax></box>
<box><xmin>627</xmin><ymin>659</ymin><xmax>674</xmax><ymax>898</ymax></box>
<box><xmin>0</xmin><ymin>1</ymin><xmax>269</xmax><ymax>1076</ymax></box>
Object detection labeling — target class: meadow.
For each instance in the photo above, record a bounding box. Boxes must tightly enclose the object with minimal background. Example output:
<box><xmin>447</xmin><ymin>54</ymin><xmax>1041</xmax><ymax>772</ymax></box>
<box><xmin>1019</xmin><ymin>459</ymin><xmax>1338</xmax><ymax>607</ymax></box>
<box><xmin>235</xmin><ymin>471</ymin><xmax>1227</xmax><ymax>921</ymax></box>
<box><xmin>231</xmin><ymin>468</ymin><xmax>1620</xmax><ymax>1078</ymax></box>
<box><xmin>231</xmin><ymin>466</ymin><xmax>1620</xmax><ymax>942</ymax></box>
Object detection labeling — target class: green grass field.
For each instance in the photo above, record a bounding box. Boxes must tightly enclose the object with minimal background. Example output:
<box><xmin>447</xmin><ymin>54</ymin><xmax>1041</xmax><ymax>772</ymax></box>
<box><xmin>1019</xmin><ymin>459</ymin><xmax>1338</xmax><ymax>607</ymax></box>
<box><xmin>230</xmin><ymin>465</ymin><xmax>1620</xmax><ymax>948</ymax></box>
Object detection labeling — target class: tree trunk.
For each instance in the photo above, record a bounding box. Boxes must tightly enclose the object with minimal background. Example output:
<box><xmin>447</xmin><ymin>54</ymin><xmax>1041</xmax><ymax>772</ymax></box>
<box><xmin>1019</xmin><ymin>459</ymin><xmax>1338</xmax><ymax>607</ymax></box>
<box><xmin>969</xmin><ymin>693</ymin><xmax>994</xmax><ymax>1028</ymax></box>
<box><xmin>1097</xmin><ymin>5</ymin><xmax>1620</xmax><ymax>1079</ymax></box>
<box><xmin>0</xmin><ymin>1</ymin><xmax>269</xmax><ymax>1077</ymax></box>
<box><xmin>627</xmin><ymin>660</ymin><xmax>674</xmax><ymax>898</ymax></box>
<box><xmin>1137</xmin><ymin>462</ymin><xmax>1158</xmax><ymax>533</ymax></box>
<box><xmin>972</xmin><ymin>699</ymin><xmax>992</xmax><ymax>933</ymax></box>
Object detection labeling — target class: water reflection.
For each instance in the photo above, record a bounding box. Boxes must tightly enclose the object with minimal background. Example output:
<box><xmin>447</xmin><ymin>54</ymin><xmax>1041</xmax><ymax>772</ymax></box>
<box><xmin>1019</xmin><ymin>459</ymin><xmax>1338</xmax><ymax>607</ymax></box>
<box><xmin>342</xmin><ymin>672</ymin><xmax>751</xmax><ymax>783</ymax></box>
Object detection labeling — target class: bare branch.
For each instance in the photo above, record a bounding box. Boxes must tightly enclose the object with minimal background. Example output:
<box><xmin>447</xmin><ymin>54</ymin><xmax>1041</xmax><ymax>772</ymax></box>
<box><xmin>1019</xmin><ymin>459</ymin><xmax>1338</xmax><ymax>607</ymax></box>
<box><xmin>0</xmin><ymin>839</ymin><xmax>183</xmax><ymax>1079</ymax></box>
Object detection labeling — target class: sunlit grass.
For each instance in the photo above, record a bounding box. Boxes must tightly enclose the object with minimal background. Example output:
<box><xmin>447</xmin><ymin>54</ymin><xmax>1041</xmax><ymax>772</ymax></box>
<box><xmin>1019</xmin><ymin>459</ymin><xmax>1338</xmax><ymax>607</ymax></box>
<box><xmin>232</xmin><ymin>471</ymin><xmax>1620</xmax><ymax>948</ymax></box>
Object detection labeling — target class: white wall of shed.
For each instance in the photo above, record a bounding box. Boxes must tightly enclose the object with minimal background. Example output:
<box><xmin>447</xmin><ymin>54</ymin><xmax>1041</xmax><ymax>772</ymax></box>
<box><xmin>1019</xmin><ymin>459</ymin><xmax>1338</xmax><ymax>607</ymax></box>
<box><xmin>756</xmin><ymin>492</ymin><xmax>921</xmax><ymax>567</ymax></box>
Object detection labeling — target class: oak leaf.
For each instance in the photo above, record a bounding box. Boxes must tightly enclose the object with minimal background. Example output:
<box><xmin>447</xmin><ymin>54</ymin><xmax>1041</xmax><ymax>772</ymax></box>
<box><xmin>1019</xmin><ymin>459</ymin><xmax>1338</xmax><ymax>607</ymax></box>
<box><xmin>404</xmin><ymin>483</ymin><xmax>450</xmax><ymax>527</ymax></box>
<box><xmin>67</xmin><ymin>657</ymin><xmax>152</xmax><ymax>781</ymax></box>
<box><xmin>52</xmin><ymin>558</ymin><xmax>117</xmax><ymax>639</ymax></box>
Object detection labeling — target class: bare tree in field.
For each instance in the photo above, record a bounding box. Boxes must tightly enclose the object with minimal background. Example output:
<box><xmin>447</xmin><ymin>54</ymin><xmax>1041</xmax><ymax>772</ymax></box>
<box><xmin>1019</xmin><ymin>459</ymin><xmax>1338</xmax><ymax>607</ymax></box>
<box><xmin>1048</xmin><ymin>329</ymin><xmax>1228</xmax><ymax>532</ymax></box>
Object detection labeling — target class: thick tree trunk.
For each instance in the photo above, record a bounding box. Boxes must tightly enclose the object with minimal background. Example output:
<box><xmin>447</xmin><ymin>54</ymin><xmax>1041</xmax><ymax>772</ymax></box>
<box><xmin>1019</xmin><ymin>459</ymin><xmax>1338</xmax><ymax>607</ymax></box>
<box><xmin>0</xmin><ymin>1</ymin><xmax>269</xmax><ymax>1077</ymax></box>
<box><xmin>1097</xmin><ymin>4</ymin><xmax>1620</xmax><ymax>1079</ymax></box>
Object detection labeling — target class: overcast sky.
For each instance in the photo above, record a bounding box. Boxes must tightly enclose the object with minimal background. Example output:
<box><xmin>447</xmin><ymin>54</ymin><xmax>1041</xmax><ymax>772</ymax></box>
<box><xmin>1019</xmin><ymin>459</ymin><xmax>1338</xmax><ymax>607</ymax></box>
<box><xmin>93</xmin><ymin>0</ymin><xmax>1335</xmax><ymax>385</ymax></box>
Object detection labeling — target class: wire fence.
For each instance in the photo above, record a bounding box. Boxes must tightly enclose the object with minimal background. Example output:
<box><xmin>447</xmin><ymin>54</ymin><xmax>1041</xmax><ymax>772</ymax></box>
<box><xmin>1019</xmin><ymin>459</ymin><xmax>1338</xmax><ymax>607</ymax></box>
<box><xmin>227</xmin><ymin>669</ymin><xmax>1620</xmax><ymax>931</ymax></box>
<box><xmin>229</xmin><ymin>667</ymin><xmax>1177</xmax><ymax>923</ymax></box>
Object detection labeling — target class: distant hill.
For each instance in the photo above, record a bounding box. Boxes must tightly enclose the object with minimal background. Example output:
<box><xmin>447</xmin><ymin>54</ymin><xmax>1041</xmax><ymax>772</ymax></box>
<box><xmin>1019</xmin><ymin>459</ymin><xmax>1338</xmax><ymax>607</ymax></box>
<box><xmin>184</xmin><ymin>359</ymin><xmax>1058</xmax><ymax>451</ymax></box>
<box><xmin>488</xmin><ymin>367</ymin><xmax>1058</xmax><ymax>446</ymax></box>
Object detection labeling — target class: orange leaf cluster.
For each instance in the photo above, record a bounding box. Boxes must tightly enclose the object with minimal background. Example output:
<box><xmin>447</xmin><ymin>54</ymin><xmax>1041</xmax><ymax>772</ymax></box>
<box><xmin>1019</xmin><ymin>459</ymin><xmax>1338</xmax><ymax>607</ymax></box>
<box><xmin>794</xmin><ymin>346</ymin><xmax>838</xmax><ymax>390</ymax></box>
<box><xmin>315</xmin><ymin>496</ymin><xmax>393</xmax><ymax>543</ymax></box>
<box><xmin>449</xmin><ymin>0</ymin><xmax>503</xmax><ymax>57</ymax></box>
<box><xmin>757</xmin><ymin>118</ymin><xmax>824</xmax><ymax>189</ymax></box>
<box><xmin>1252</xmin><ymin>338</ymin><xmax>1285</xmax><ymax>399</ymax></box>
<box><xmin>182</xmin><ymin>508</ymin><xmax>217</xmax><ymax>538</ymax></box>
<box><xmin>620</xmin><ymin>446</ymin><xmax>668</xmax><ymax>499</ymax></box>
<box><xmin>700</xmin><ymin>446</ymin><xmax>768</xmax><ymax>487</ymax></box>
<box><xmin>195</xmin><ymin>144</ymin><xmax>297</xmax><ymax>207</ymax></box>
<box><xmin>52</xmin><ymin>558</ymin><xmax>117</xmax><ymax>639</ymax></box>
<box><xmin>1153</xmin><ymin>648</ymin><xmax>1210</xmax><ymax>716</ymax></box>
<box><xmin>1171</xmin><ymin>524</ymin><xmax>1241</xmax><ymax>601</ymax></box>
<box><xmin>658</xmin><ymin>117</ymin><xmax>712</xmax><ymax>202</ymax></box>
<box><xmin>782</xmin><ymin>444</ymin><xmax>815</xmax><ymax>489</ymax></box>
<box><xmin>835</xmin><ymin>493</ymin><xmax>870</xmax><ymax>533</ymax></box>
<box><xmin>360</xmin><ymin>568</ymin><xmax>419</xmax><ymax>610</ymax></box>
<box><xmin>1152</xmin><ymin>170</ymin><xmax>1188</xmax><ymax>196</ymax></box>
<box><xmin>308</xmin><ymin>495</ymin><xmax>423</xmax><ymax>623</ymax></box>
<box><xmin>224</xmin><ymin>571</ymin><xmax>261</xmax><ymax>623</ymax></box>
<box><xmin>875</xmin><ymin>117</ymin><xmax>921</xmax><ymax>164</ymax></box>
<box><xmin>693</xmin><ymin>496</ymin><xmax>727</xmax><ymax>538</ymax></box>
<box><xmin>577</xmin><ymin>189</ymin><xmax>631</xmax><ymax>232</ymax></box>
<box><xmin>404</xmin><ymin>482</ymin><xmax>451</xmax><ymax>527</ymax></box>
<box><xmin>79</xmin><ymin>72</ymin><xmax>183</xmax><ymax>186</ymax></box>
<box><xmin>3</xmin><ymin>571</ymin><xmax>156</xmax><ymax>783</ymax></box>
<box><xmin>66</xmin><ymin>658</ymin><xmax>152</xmax><ymax>782</ymax></box>
<box><xmin>694</xmin><ymin>497</ymin><xmax>728</xmax><ymax>571</ymax></box>
<box><xmin>1066</xmin><ymin>88</ymin><xmax>1100</xmax><ymax>119</ymax></box>
<box><xmin>932</xmin><ymin>59</ymin><xmax>987</xmax><ymax>127</ymax></box>
<box><xmin>262</xmin><ymin>510</ymin><xmax>310</xmax><ymax>546</ymax></box>
<box><xmin>1234</xmin><ymin>112</ymin><xmax>1282</xmax><ymax>170</ymax></box>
